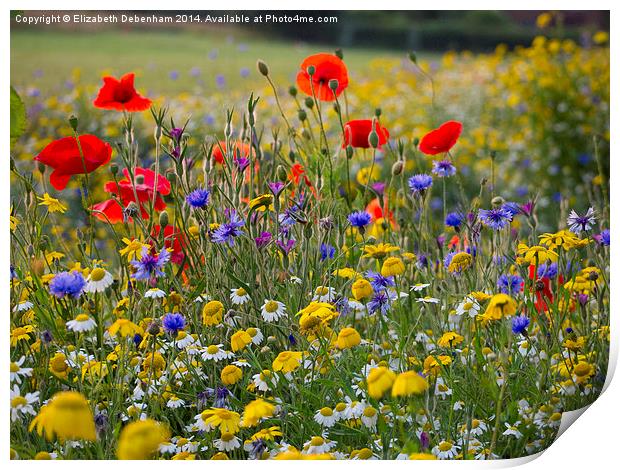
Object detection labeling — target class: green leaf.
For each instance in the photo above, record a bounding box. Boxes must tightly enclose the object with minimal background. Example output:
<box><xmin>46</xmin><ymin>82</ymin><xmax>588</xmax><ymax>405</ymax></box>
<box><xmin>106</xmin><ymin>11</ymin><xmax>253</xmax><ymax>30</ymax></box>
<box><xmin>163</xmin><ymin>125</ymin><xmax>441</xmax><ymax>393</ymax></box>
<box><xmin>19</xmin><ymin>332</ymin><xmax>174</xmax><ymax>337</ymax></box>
<box><xmin>10</xmin><ymin>86</ymin><xmax>27</xmax><ymax>150</ymax></box>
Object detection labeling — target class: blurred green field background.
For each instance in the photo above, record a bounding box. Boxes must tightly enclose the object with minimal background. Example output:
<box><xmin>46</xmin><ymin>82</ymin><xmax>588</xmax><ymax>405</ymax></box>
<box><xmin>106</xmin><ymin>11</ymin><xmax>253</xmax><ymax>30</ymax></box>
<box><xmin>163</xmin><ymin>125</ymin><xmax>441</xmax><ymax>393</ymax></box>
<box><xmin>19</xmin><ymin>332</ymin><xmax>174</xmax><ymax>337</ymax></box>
<box><xmin>11</xmin><ymin>29</ymin><xmax>411</xmax><ymax>96</ymax></box>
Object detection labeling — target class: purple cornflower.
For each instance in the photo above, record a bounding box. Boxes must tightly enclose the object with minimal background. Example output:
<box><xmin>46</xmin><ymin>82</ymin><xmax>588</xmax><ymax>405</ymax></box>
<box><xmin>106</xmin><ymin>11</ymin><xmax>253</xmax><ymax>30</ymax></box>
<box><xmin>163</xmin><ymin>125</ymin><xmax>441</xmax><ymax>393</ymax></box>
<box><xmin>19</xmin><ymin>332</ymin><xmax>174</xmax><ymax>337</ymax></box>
<box><xmin>594</xmin><ymin>229</ymin><xmax>610</xmax><ymax>246</ymax></box>
<box><xmin>348</xmin><ymin>210</ymin><xmax>372</xmax><ymax>228</ymax></box>
<box><xmin>320</xmin><ymin>243</ymin><xmax>335</xmax><ymax>261</ymax></box>
<box><xmin>408</xmin><ymin>174</ymin><xmax>433</xmax><ymax>194</ymax></box>
<box><xmin>567</xmin><ymin>207</ymin><xmax>596</xmax><ymax>234</ymax></box>
<box><xmin>478</xmin><ymin>207</ymin><xmax>513</xmax><ymax>230</ymax></box>
<box><xmin>186</xmin><ymin>188</ymin><xmax>211</xmax><ymax>208</ymax></box>
<box><xmin>432</xmin><ymin>160</ymin><xmax>456</xmax><ymax>177</ymax></box>
<box><xmin>215</xmin><ymin>74</ymin><xmax>226</xmax><ymax>89</ymax></box>
<box><xmin>520</xmin><ymin>201</ymin><xmax>534</xmax><ymax>217</ymax></box>
<box><xmin>234</xmin><ymin>156</ymin><xmax>250</xmax><ymax>171</ymax></box>
<box><xmin>445</xmin><ymin>212</ymin><xmax>463</xmax><ymax>229</ymax></box>
<box><xmin>497</xmin><ymin>274</ymin><xmax>523</xmax><ymax>295</ymax></box>
<box><xmin>368</xmin><ymin>291</ymin><xmax>391</xmax><ymax>315</ymax></box>
<box><xmin>366</xmin><ymin>270</ymin><xmax>395</xmax><ymax>291</ymax></box>
<box><xmin>268</xmin><ymin>181</ymin><xmax>285</xmax><ymax>196</ymax></box>
<box><xmin>578</xmin><ymin>294</ymin><xmax>589</xmax><ymax>306</ymax></box>
<box><xmin>162</xmin><ymin>313</ymin><xmax>186</xmax><ymax>335</ymax></box>
<box><xmin>255</xmin><ymin>231</ymin><xmax>272</xmax><ymax>249</ymax></box>
<box><xmin>169</xmin><ymin>127</ymin><xmax>183</xmax><ymax>142</ymax></box>
<box><xmin>512</xmin><ymin>316</ymin><xmax>530</xmax><ymax>335</ymax></box>
<box><xmin>49</xmin><ymin>271</ymin><xmax>86</xmax><ymax>299</ymax></box>
<box><xmin>502</xmin><ymin>202</ymin><xmax>521</xmax><ymax>217</ymax></box>
<box><xmin>212</xmin><ymin>211</ymin><xmax>245</xmax><ymax>246</ymax></box>
<box><xmin>371</xmin><ymin>181</ymin><xmax>386</xmax><ymax>195</ymax></box>
<box><xmin>276</xmin><ymin>238</ymin><xmax>296</xmax><ymax>255</ymax></box>
<box><xmin>214</xmin><ymin>387</ymin><xmax>232</xmax><ymax>408</ymax></box>
<box><xmin>130</xmin><ymin>247</ymin><xmax>171</xmax><ymax>280</ymax></box>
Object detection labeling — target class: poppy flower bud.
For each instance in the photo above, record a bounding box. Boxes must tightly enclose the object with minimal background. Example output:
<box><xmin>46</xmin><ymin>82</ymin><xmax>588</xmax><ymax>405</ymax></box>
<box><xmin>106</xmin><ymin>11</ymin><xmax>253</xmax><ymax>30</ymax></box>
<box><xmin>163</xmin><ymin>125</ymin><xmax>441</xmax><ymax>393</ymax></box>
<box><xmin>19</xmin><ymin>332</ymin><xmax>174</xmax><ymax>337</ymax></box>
<box><xmin>134</xmin><ymin>174</ymin><xmax>145</xmax><ymax>185</ymax></box>
<box><xmin>413</xmin><ymin>137</ymin><xmax>420</xmax><ymax>147</ymax></box>
<box><xmin>306</xmin><ymin>65</ymin><xmax>316</xmax><ymax>76</ymax></box>
<box><xmin>480</xmin><ymin>177</ymin><xmax>488</xmax><ymax>186</ymax></box>
<box><xmin>124</xmin><ymin>201</ymin><xmax>140</xmax><ymax>218</ymax></box>
<box><xmin>346</xmin><ymin>145</ymin><xmax>354</xmax><ymax>159</ymax></box>
<box><xmin>154</xmin><ymin>123</ymin><xmax>162</xmax><ymax>141</ymax></box>
<box><xmin>408</xmin><ymin>51</ymin><xmax>418</xmax><ymax>64</ymax></box>
<box><xmin>159</xmin><ymin>210</ymin><xmax>169</xmax><ymax>229</ymax></box>
<box><xmin>288</xmin><ymin>86</ymin><xmax>297</xmax><ymax>97</ymax></box>
<box><xmin>392</xmin><ymin>160</ymin><xmax>404</xmax><ymax>176</ymax></box>
<box><xmin>304</xmin><ymin>224</ymin><xmax>313</xmax><ymax>239</ymax></box>
<box><xmin>224</xmin><ymin>122</ymin><xmax>233</xmax><ymax>138</ymax></box>
<box><xmin>267</xmin><ymin>336</ymin><xmax>277</xmax><ymax>343</ymax></box>
<box><xmin>490</xmin><ymin>150</ymin><xmax>497</xmax><ymax>160</ymax></box>
<box><xmin>298</xmin><ymin>110</ymin><xmax>307</xmax><ymax>122</ymax></box>
<box><xmin>110</xmin><ymin>163</ymin><xmax>118</xmax><ymax>175</ymax></box>
<box><xmin>368</xmin><ymin>130</ymin><xmax>380</xmax><ymax>149</ymax></box>
<box><xmin>301</xmin><ymin>128</ymin><xmax>311</xmax><ymax>141</ymax></box>
<box><xmin>328</xmin><ymin>79</ymin><xmax>339</xmax><ymax>92</ymax></box>
<box><xmin>68</xmin><ymin>115</ymin><xmax>79</xmax><ymax>132</ymax></box>
<box><xmin>37</xmin><ymin>162</ymin><xmax>46</xmax><ymax>174</ymax></box>
<box><xmin>335</xmin><ymin>48</ymin><xmax>344</xmax><ymax>59</ymax></box>
<box><xmin>374</xmin><ymin>108</ymin><xmax>382</xmax><ymax>118</ymax></box>
<box><xmin>491</xmin><ymin>196</ymin><xmax>505</xmax><ymax>207</ymax></box>
<box><xmin>276</xmin><ymin>165</ymin><xmax>288</xmax><ymax>182</ymax></box>
<box><xmin>260</xmin><ymin>346</ymin><xmax>271</xmax><ymax>354</ymax></box>
<box><xmin>256</xmin><ymin>59</ymin><xmax>270</xmax><ymax>77</ymax></box>
<box><xmin>304</xmin><ymin>97</ymin><xmax>314</xmax><ymax>109</ymax></box>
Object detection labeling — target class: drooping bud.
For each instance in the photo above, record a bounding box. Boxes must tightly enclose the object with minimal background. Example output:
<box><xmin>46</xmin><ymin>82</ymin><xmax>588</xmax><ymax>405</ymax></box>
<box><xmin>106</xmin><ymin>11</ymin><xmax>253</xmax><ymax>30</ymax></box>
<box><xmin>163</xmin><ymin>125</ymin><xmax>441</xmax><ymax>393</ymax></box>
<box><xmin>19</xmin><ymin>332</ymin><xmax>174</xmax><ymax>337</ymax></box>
<box><xmin>146</xmin><ymin>322</ymin><xmax>160</xmax><ymax>336</ymax></box>
<box><xmin>491</xmin><ymin>196</ymin><xmax>505</xmax><ymax>207</ymax></box>
<box><xmin>391</xmin><ymin>160</ymin><xmax>404</xmax><ymax>176</ymax></box>
<box><xmin>256</xmin><ymin>59</ymin><xmax>270</xmax><ymax>77</ymax></box>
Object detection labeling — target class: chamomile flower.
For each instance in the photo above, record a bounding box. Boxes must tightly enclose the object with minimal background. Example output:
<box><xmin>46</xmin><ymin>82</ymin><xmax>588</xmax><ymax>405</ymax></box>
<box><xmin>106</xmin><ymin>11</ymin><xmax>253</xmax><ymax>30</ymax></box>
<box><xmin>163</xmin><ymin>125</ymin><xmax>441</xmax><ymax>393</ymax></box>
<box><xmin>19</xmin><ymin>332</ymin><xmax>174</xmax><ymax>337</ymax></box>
<box><xmin>312</xmin><ymin>286</ymin><xmax>337</xmax><ymax>302</ymax></box>
<box><xmin>84</xmin><ymin>267</ymin><xmax>113</xmax><ymax>293</ymax></box>
<box><xmin>361</xmin><ymin>405</ymin><xmax>378</xmax><ymax>430</ymax></box>
<box><xmin>214</xmin><ymin>432</ymin><xmax>241</xmax><ymax>451</ymax></box>
<box><xmin>10</xmin><ymin>385</ymin><xmax>39</xmax><ymax>422</ymax></box>
<box><xmin>455</xmin><ymin>296</ymin><xmax>481</xmax><ymax>317</ymax></box>
<box><xmin>252</xmin><ymin>370</ymin><xmax>278</xmax><ymax>392</ymax></box>
<box><xmin>261</xmin><ymin>300</ymin><xmax>286</xmax><ymax>322</ymax></box>
<box><xmin>145</xmin><ymin>288</ymin><xmax>166</xmax><ymax>299</ymax></box>
<box><xmin>13</xmin><ymin>300</ymin><xmax>34</xmax><ymax>312</ymax></box>
<box><xmin>246</xmin><ymin>327</ymin><xmax>264</xmax><ymax>345</ymax></box>
<box><xmin>167</xmin><ymin>396</ymin><xmax>185</xmax><ymax>409</ymax></box>
<box><xmin>303</xmin><ymin>435</ymin><xmax>336</xmax><ymax>454</ymax></box>
<box><xmin>10</xmin><ymin>356</ymin><xmax>33</xmax><ymax>384</ymax></box>
<box><xmin>416</xmin><ymin>296</ymin><xmax>440</xmax><ymax>304</ymax></box>
<box><xmin>432</xmin><ymin>441</ymin><xmax>460</xmax><ymax>459</ymax></box>
<box><xmin>410</xmin><ymin>283</ymin><xmax>430</xmax><ymax>292</ymax></box>
<box><xmin>314</xmin><ymin>407</ymin><xmax>337</xmax><ymax>428</ymax></box>
<box><xmin>201</xmin><ymin>344</ymin><xmax>229</xmax><ymax>362</ymax></box>
<box><xmin>66</xmin><ymin>314</ymin><xmax>97</xmax><ymax>333</ymax></box>
<box><xmin>502</xmin><ymin>421</ymin><xmax>523</xmax><ymax>438</ymax></box>
<box><xmin>230</xmin><ymin>287</ymin><xmax>250</xmax><ymax>305</ymax></box>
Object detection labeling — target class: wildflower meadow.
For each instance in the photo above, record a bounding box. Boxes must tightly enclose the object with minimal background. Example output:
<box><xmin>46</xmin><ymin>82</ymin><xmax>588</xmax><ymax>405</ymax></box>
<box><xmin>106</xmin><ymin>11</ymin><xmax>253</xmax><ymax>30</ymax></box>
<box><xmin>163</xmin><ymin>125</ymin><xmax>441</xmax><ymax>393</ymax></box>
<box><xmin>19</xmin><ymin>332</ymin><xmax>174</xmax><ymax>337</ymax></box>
<box><xmin>9</xmin><ymin>12</ymin><xmax>610</xmax><ymax>461</ymax></box>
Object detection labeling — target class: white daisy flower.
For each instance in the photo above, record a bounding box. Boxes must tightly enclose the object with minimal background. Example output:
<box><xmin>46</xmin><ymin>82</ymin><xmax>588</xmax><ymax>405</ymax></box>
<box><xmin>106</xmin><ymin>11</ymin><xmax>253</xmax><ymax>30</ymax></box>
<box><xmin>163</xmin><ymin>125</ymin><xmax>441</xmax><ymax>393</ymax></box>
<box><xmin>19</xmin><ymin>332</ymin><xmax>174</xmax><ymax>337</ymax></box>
<box><xmin>173</xmin><ymin>331</ymin><xmax>195</xmax><ymax>349</ymax></box>
<box><xmin>342</xmin><ymin>397</ymin><xmax>365</xmax><ymax>420</ymax></box>
<box><xmin>303</xmin><ymin>435</ymin><xmax>335</xmax><ymax>454</ymax></box>
<box><xmin>167</xmin><ymin>396</ymin><xmax>185</xmax><ymax>409</ymax></box>
<box><xmin>416</xmin><ymin>296</ymin><xmax>440</xmax><ymax>304</ymax></box>
<box><xmin>201</xmin><ymin>344</ymin><xmax>229</xmax><ymax>362</ymax></box>
<box><xmin>84</xmin><ymin>267</ymin><xmax>113</xmax><ymax>293</ymax></box>
<box><xmin>230</xmin><ymin>287</ymin><xmax>250</xmax><ymax>305</ymax></box>
<box><xmin>314</xmin><ymin>407</ymin><xmax>337</xmax><ymax>428</ymax></box>
<box><xmin>193</xmin><ymin>293</ymin><xmax>210</xmax><ymax>303</ymax></box>
<box><xmin>261</xmin><ymin>299</ymin><xmax>286</xmax><ymax>322</ymax></box>
<box><xmin>214</xmin><ymin>432</ymin><xmax>241</xmax><ymax>451</ymax></box>
<box><xmin>145</xmin><ymin>288</ymin><xmax>166</xmax><ymax>299</ymax></box>
<box><xmin>159</xmin><ymin>441</ymin><xmax>178</xmax><ymax>454</ymax></box>
<box><xmin>503</xmin><ymin>422</ymin><xmax>523</xmax><ymax>438</ymax></box>
<box><xmin>13</xmin><ymin>300</ymin><xmax>34</xmax><ymax>312</ymax></box>
<box><xmin>122</xmin><ymin>403</ymin><xmax>148</xmax><ymax>421</ymax></box>
<box><xmin>312</xmin><ymin>286</ymin><xmax>336</xmax><ymax>302</ymax></box>
<box><xmin>10</xmin><ymin>356</ymin><xmax>33</xmax><ymax>384</ymax></box>
<box><xmin>435</xmin><ymin>377</ymin><xmax>453</xmax><ymax>399</ymax></box>
<box><xmin>232</xmin><ymin>358</ymin><xmax>252</xmax><ymax>368</ymax></box>
<box><xmin>410</xmin><ymin>283</ymin><xmax>430</xmax><ymax>292</ymax></box>
<box><xmin>360</xmin><ymin>406</ymin><xmax>378</xmax><ymax>430</ymax></box>
<box><xmin>252</xmin><ymin>370</ymin><xmax>278</xmax><ymax>392</ymax></box>
<box><xmin>10</xmin><ymin>385</ymin><xmax>39</xmax><ymax>422</ymax></box>
<box><xmin>456</xmin><ymin>296</ymin><xmax>481</xmax><ymax>317</ymax></box>
<box><xmin>289</xmin><ymin>276</ymin><xmax>302</xmax><ymax>284</ymax></box>
<box><xmin>461</xmin><ymin>419</ymin><xmax>488</xmax><ymax>437</ymax></box>
<box><xmin>246</xmin><ymin>327</ymin><xmax>264</xmax><ymax>345</ymax></box>
<box><xmin>432</xmin><ymin>441</ymin><xmax>460</xmax><ymax>459</ymax></box>
<box><xmin>66</xmin><ymin>314</ymin><xmax>97</xmax><ymax>333</ymax></box>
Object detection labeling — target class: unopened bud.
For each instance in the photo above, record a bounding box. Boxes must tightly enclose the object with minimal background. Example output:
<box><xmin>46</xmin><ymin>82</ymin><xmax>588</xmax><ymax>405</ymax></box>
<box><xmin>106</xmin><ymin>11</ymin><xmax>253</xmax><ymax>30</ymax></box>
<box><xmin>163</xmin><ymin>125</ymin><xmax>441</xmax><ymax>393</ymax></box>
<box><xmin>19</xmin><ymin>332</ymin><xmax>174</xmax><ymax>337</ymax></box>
<box><xmin>408</xmin><ymin>51</ymin><xmax>418</xmax><ymax>64</ymax></box>
<box><xmin>374</xmin><ymin>108</ymin><xmax>382</xmax><ymax>118</ymax></box>
<box><xmin>304</xmin><ymin>97</ymin><xmax>314</xmax><ymax>109</ymax></box>
<box><xmin>256</xmin><ymin>59</ymin><xmax>270</xmax><ymax>77</ymax></box>
<box><xmin>276</xmin><ymin>165</ymin><xmax>288</xmax><ymax>182</ymax></box>
<box><xmin>328</xmin><ymin>79</ymin><xmax>339</xmax><ymax>92</ymax></box>
<box><xmin>491</xmin><ymin>196</ymin><xmax>505</xmax><ymax>207</ymax></box>
<box><xmin>288</xmin><ymin>86</ymin><xmax>297</xmax><ymax>97</ymax></box>
<box><xmin>146</xmin><ymin>322</ymin><xmax>160</xmax><ymax>336</ymax></box>
<box><xmin>37</xmin><ymin>162</ymin><xmax>46</xmax><ymax>174</ymax></box>
<box><xmin>110</xmin><ymin>163</ymin><xmax>118</xmax><ymax>175</ymax></box>
<box><xmin>391</xmin><ymin>160</ymin><xmax>404</xmax><ymax>176</ymax></box>
<box><xmin>69</xmin><ymin>115</ymin><xmax>79</xmax><ymax>132</ymax></box>
<box><xmin>306</xmin><ymin>65</ymin><xmax>315</xmax><ymax>76</ymax></box>
<box><xmin>335</xmin><ymin>48</ymin><xmax>344</xmax><ymax>59</ymax></box>
<box><xmin>159</xmin><ymin>210</ymin><xmax>169</xmax><ymax>229</ymax></box>
<box><xmin>298</xmin><ymin>110</ymin><xmax>307</xmax><ymax>122</ymax></box>
<box><xmin>346</xmin><ymin>145</ymin><xmax>354</xmax><ymax>159</ymax></box>
<box><xmin>304</xmin><ymin>224</ymin><xmax>313</xmax><ymax>239</ymax></box>
<box><xmin>368</xmin><ymin>130</ymin><xmax>379</xmax><ymax>149</ymax></box>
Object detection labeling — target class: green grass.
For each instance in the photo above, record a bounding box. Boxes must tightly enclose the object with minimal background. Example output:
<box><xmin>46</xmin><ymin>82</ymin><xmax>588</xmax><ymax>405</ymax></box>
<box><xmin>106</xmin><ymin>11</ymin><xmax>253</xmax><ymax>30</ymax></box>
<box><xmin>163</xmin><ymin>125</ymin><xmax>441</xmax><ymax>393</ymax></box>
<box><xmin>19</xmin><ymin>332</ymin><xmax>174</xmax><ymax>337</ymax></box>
<box><xmin>11</xmin><ymin>29</ymin><xmax>411</xmax><ymax>96</ymax></box>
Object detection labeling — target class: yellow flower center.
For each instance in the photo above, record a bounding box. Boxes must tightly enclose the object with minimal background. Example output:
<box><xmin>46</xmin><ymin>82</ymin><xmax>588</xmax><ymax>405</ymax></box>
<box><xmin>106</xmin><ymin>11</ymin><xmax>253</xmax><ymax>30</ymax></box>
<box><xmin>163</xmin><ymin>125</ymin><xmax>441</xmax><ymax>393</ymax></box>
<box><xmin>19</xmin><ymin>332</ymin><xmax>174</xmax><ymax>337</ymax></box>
<box><xmin>207</xmin><ymin>345</ymin><xmax>220</xmax><ymax>354</ymax></box>
<box><xmin>316</xmin><ymin>286</ymin><xmax>329</xmax><ymax>296</ymax></box>
<box><xmin>363</xmin><ymin>407</ymin><xmax>377</xmax><ymax>417</ymax></box>
<box><xmin>335</xmin><ymin>403</ymin><xmax>346</xmax><ymax>412</ymax></box>
<box><xmin>319</xmin><ymin>407</ymin><xmax>333</xmax><ymax>417</ymax></box>
<box><xmin>90</xmin><ymin>268</ymin><xmax>106</xmax><ymax>282</ymax></box>
<box><xmin>10</xmin><ymin>362</ymin><xmax>19</xmax><ymax>373</ymax></box>
<box><xmin>177</xmin><ymin>437</ymin><xmax>189</xmax><ymax>446</ymax></box>
<box><xmin>11</xmin><ymin>396</ymin><xmax>27</xmax><ymax>407</ymax></box>
<box><xmin>264</xmin><ymin>301</ymin><xmax>279</xmax><ymax>313</ymax></box>
<box><xmin>75</xmin><ymin>314</ymin><xmax>90</xmax><ymax>322</ymax></box>
<box><xmin>358</xmin><ymin>448</ymin><xmax>373</xmax><ymax>459</ymax></box>
<box><xmin>310</xmin><ymin>436</ymin><xmax>324</xmax><ymax>446</ymax></box>
<box><xmin>221</xmin><ymin>432</ymin><xmax>235</xmax><ymax>441</ymax></box>
<box><xmin>235</xmin><ymin>288</ymin><xmax>246</xmax><ymax>296</ymax></box>
<box><xmin>463</xmin><ymin>302</ymin><xmax>473</xmax><ymax>310</ymax></box>
<box><xmin>438</xmin><ymin>441</ymin><xmax>453</xmax><ymax>452</ymax></box>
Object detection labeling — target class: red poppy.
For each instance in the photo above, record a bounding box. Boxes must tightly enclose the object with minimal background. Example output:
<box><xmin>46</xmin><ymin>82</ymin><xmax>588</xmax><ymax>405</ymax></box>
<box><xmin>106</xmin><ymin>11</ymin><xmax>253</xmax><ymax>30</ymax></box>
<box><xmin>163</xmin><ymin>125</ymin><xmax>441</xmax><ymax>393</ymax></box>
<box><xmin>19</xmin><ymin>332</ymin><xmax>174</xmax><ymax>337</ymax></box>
<box><xmin>34</xmin><ymin>135</ymin><xmax>112</xmax><ymax>190</ymax></box>
<box><xmin>365</xmin><ymin>198</ymin><xmax>395</xmax><ymax>224</ymax></box>
<box><xmin>288</xmin><ymin>163</ymin><xmax>317</xmax><ymax>199</ymax></box>
<box><xmin>343</xmin><ymin>119</ymin><xmax>390</xmax><ymax>149</ymax></box>
<box><xmin>93</xmin><ymin>73</ymin><xmax>152</xmax><ymax>112</ymax></box>
<box><xmin>151</xmin><ymin>225</ymin><xmax>186</xmax><ymax>265</ymax></box>
<box><xmin>92</xmin><ymin>168</ymin><xmax>170</xmax><ymax>223</ymax></box>
<box><xmin>448</xmin><ymin>235</ymin><xmax>460</xmax><ymax>250</ymax></box>
<box><xmin>211</xmin><ymin>141</ymin><xmax>251</xmax><ymax>165</ymax></box>
<box><xmin>296</xmin><ymin>53</ymin><xmax>349</xmax><ymax>102</ymax></box>
<box><xmin>418</xmin><ymin>120</ymin><xmax>463</xmax><ymax>155</ymax></box>
<box><xmin>528</xmin><ymin>265</ymin><xmax>559</xmax><ymax>313</ymax></box>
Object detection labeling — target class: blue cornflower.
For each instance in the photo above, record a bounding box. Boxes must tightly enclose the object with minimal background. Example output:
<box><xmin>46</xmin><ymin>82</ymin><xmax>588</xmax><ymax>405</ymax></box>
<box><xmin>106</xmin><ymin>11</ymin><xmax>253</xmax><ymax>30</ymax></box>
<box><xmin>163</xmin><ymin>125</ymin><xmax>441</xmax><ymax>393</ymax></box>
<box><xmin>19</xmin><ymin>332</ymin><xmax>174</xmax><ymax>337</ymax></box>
<box><xmin>49</xmin><ymin>271</ymin><xmax>86</xmax><ymax>299</ymax></box>
<box><xmin>445</xmin><ymin>212</ymin><xmax>463</xmax><ymax>228</ymax></box>
<box><xmin>497</xmin><ymin>274</ymin><xmax>523</xmax><ymax>295</ymax></box>
<box><xmin>408</xmin><ymin>174</ymin><xmax>433</xmax><ymax>194</ymax></box>
<box><xmin>348</xmin><ymin>210</ymin><xmax>372</xmax><ymax>228</ymax></box>
<box><xmin>212</xmin><ymin>211</ymin><xmax>245</xmax><ymax>246</ymax></box>
<box><xmin>288</xmin><ymin>334</ymin><xmax>297</xmax><ymax>346</ymax></box>
<box><xmin>162</xmin><ymin>313</ymin><xmax>186</xmax><ymax>335</ymax></box>
<box><xmin>443</xmin><ymin>252</ymin><xmax>456</xmax><ymax>269</ymax></box>
<box><xmin>186</xmin><ymin>188</ymin><xmax>211</xmax><ymax>208</ymax></box>
<box><xmin>478</xmin><ymin>207</ymin><xmax>513</xmax><ymax>230</ymax></box>
<box><xmin>597</xmin><ymin>229</ymin><xmax>610</xmax><ymax>246</ymax></box>
<box><xmin>567</xmin><ymin>207</ymin><xmax>596</xmax><ymax>234</ymax></box>
<box><xmin>130</xmin><ymin>247</ymin><xmax>171</xmax><ymax>281</ymax></box>
<box><xmin>368</xmin><ymin>291</ymin><xmax>391</xmax><ymax>315</ymax></box>
<box><xmin>366</xmin><ymin>270</ymin><xmax>395</xmax><ymax>291</ymax></box>
<box><xmin>214</xmin><ymin>387</ymin><xmax>232</xmax><ymax>408</ymax></box>
<box><xmin>432</xmin><ymin>160</ymin><xmax>456</xmax><ymax>177</ymax></box>
<box><xmin>502</xmin><ymin>202</ymin><xmax>521</xmax><ymax>217</ymax></box>
<box><xmin>512</xmin><ymin>316</ymin><xmax>530</xmax><ymax>335</ymax></box>
<box><xmin>320</xmin><ymin>243</ymin><xmax>335</xmax><ymax>261</ymax></box>
<box><xmin>537</xmin><ymin>262</ymin><xmax>558</xmax><ymax>279</ymax></box>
